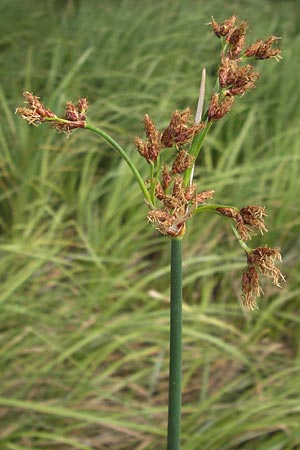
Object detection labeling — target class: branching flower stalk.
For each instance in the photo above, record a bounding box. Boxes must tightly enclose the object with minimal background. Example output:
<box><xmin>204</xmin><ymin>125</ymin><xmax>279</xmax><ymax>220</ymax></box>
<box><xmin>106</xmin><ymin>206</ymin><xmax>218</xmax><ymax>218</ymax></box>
<box><xmin>16</xmin><ymin>16</ymin><xmax>284</xmax><ymax>449</ymax></box>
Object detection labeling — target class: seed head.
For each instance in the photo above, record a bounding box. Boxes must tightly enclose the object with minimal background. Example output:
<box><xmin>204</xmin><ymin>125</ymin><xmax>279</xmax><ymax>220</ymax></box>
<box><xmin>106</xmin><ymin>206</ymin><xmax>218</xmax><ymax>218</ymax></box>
<box><xmin>135</xmin><ymin>114</ymin><xmax>161</xmax><ymax>163</ymax></box>
<box><xmin>247</xmin><ymin>246</ymin><xmax>285</xmax><ymax>287</ymax></box>
<box><xmin>16</xmin><ymin>91</ymin><xmax>56</xmax><ymax>125</ymax></box>
<box><xmin>226</xmin><ymin>21</ymin><xmax>248</xmax><ymax>58</ymax></box>
<box><xmin>240</xmin><ymin>206</ymin><xmax>268</xmax><ymax>235</ymax></box>
<box><xmin>196</xmin><ymin>190</ymin><xmax>215</xmax><ymax>206</ymax></box>
<box><xmin>244</xmin><ymin>36</ymin><xmax>282</xmax><ymax>61</ymax></box>
<box><xmin>219</xmin><ymin>58</ymin><xmax>259</xmax><ymax>96</ymax></box>
<box><xmin>242</xmin><ymin>246</ymin><xmax>285</xmax><ymax>310</ymax></box>
<box><xmin>65</xmin><ymin>98</ymin><xmax>89</xmax><ymax>122</ymax></box>
<box><xmin>209</xmin><ymin>16</ymin><xmax>237</xmax><ymax>38</ymax></box>
<box><xmin>217</xmin><ymin>205</ymin><xmax>268</xmax><ymax>241</ymax></box>
<box><xmin>162</xmin><ymin>166</ymin><xmax>172</xmax><ymax>190</ymax></box>
<box><xmin>172</xmin><ymin>149</ymin><xmax>194</xmax><ymax>174</ymax></box>
<box><xmin>207</xmin><ymin>93</ymin><xmax>234</xmax><ymax>121</ymax></box>
<box><xmin>16</xmin><ymin>92</ymin><xmax>87</xmax><ymax>134</ymax></box>
<box><xmin>161</xmin><ymin>108</ymin><xmax>204</xmax><ymax>148</ymax></box>
<box><xmin>242</xmin><ymin>266</ymin><xmax>263</xmax><ymax>310</ymax></box>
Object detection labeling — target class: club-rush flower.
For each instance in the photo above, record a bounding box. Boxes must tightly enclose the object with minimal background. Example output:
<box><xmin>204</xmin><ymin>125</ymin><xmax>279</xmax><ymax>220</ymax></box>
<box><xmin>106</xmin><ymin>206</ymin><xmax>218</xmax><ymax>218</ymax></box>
<box><xmin>242</xmin><ymin>247</ymin><xmax>285</xmax><ymax>310</ymax></box>
<box><xmin>207</xmin><ymin>93</ymin><xmax>235</xmax><ymax>121</ymax></box>
<box><xmin>244</xmin><ymin>36</ymin><xmax>282</xmax><ymax>61</ymax></box>
<box><xmin>172</xmin><ymin>149</ymin><xmax>194</xmax><ymax>174</ymax></box>
<box><xmin>209</xmin><ymin>16</ymin><xmax>281</xmax><ymax>62</ymax></box>
<box><xmin>134</xmin><ymin>114</ymin><xmax>161</xmax><ymax>163</ymax></box>
<box><xmin>15</xmin><ymin>91</ymin><xmax>56</xmax><ymax>125</ymax></box>
<box><xmin>16</xmin><ymin>92</ymin><xmax>88</xmax><ymax>134</ymax></box>
<box><xmin>161</xmin><ymin>108</ymin><xmax>204</xmax><ymax>148</ymax></box>
<box><xmin>218</xmin><ymin>57</ymin><xmax>259</xmax><ymax>96</ymax></box>
<box><xmin>16</xmin><ymin>16</ymin><xmax>284</xmax><ymax>311</ymax></box>
<box><xmin>209</xmin><ymin>15</ymin><xmax>237</xmax><ymax>38</ymax></box>
<box><xmin>217</xmin><ymin>205</ymin><xmax>268</xmax><ymax>241</ymax></box>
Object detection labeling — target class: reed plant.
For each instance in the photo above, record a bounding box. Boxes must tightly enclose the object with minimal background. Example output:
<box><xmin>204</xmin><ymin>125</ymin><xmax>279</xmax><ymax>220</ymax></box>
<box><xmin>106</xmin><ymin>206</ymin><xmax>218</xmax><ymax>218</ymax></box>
<box><xmin>16</xmin><ymin>16</ymin><xmax>284</xmax><ymax>450</ymax></box>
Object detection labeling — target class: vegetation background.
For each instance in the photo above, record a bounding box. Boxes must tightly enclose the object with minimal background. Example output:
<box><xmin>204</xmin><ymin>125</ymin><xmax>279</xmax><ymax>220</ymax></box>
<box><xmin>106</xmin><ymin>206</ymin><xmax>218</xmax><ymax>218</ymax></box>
<box><xmin>0</xmin><ymin>0</ymin><xmax>299</xmax><ymax>449</ymax></box>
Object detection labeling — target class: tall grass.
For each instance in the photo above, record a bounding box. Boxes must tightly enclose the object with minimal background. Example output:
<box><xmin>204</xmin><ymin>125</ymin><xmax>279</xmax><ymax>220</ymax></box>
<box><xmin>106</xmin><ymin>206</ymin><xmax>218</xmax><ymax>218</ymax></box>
<box><xmin>0</xmin><ymin>0</ymin><xmax>300</xmax><ymax>448</ymax></box>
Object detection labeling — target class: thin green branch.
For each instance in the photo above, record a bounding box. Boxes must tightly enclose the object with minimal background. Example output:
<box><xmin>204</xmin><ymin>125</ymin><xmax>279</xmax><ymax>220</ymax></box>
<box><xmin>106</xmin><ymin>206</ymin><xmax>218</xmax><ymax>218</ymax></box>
<box><xmin>84</xmin><ymin>122</ymin><xmax>153</xmax><ymax>206</ymax></box>
<box><xmin>45</xmin><ymin>117</ymin><xmax>152</xmax><ymax>206</ymax></box>
<box><xmin>195</xmin><ymin>204</ymin><xmax>251</xmax><ymax>253</ymax></box>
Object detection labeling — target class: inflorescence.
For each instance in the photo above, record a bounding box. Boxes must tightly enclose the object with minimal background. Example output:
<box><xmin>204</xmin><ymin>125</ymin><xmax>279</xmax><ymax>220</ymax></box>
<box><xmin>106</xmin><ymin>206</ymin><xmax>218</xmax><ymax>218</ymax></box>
<box><xmin>16</xmin><ymin>16</ymin><xmax>284</xmax><ymax>309</ymax></box>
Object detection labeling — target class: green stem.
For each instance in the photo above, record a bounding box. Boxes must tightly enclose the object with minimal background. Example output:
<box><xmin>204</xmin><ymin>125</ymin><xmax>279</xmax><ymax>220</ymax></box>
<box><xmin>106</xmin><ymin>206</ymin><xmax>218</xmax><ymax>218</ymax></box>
<box><xmin>149</xmin><ymin>161</ymin><xmax>156</xmax><ymax>205</ymax></box>
<box><xmin>167</xmin><ymin>237</ymin><xmax>183</xmax><ymax>450</ymax></box>
<box><xmin>184</xmin><ymin>121</ymin><xmax>213</xmax><ymax>186</ymax></box>
<box><xmin>84</xmin><ymin>122</ymin><xmax>153</xmax><ymax>205</ymax></box>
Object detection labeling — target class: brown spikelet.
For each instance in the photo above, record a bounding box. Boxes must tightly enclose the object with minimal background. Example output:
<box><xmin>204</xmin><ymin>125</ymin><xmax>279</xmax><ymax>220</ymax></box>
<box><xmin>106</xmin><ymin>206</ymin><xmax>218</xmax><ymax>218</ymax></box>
<box><xmin>134</xmin><ymin>115</ymin><xmax>161</xmax><ymax>163</ymax></box>
<box><xmin>184</xmin><ymin>184</ymin><xmax>197</xmax><ymax>201</ymax></box>
<box><xmin>161</xmin><ymin>108</ymin><xmax>204</xmax><ymax>148</ymax></box>
<box><xmin>209</xmin><ymin>16</ymin><xmax>237</xmax><ymax>38</ymax></box>
<box><xmin>242</xmin><ymin>266</ymin><xmax>262</xmax><ymax>310</ymax></box>
<box><xmin>219</xmin><ymin>58</ymin><xmax>259</xmax><ymax>96</ymax></box>
<box><xmin>242</xmin><ymin>246</ymin><xmax>285</xmax><ymax>309</ymax></box>
<box><xmin>240</xmin><ymin>206</ymin><xmax>268</xmax><ymax>235</ymax></box>
<box><xmin>16</xmin><ymin>92</ymin><xmax>87</xmax><ymax>134</ymax></box>
<box><xmin>226</xmin><ymin>21</ymin><xmax>248</xmax><ymax>58</ymax></box>
<box><xmin>244</xmin><ymin>36</ymin><xmax>282</xmax><ymax>61</ymax></box>
<box><xmin>217</xmin><ymin>205</ymin><xmax>268</xmax><ymax>241</ymax></box>
<box><xmin>196</xmin><ymin>190</ymin><xmax>215</xmax><ymax>205</ymax></box>
<box><xmin>162</xmin><ymin>166</ymin><xmax>172</xmax><ymax>190</ymax></box>
<box><xmin>208</xmin><ymin>93</ymin><xmax>234</xmax><ymax>121</ymax></box>
<box><xmin>155</xmin><ymin>182</ymin><xmax>165</xmax><ymax>201</ymax></box>
<box><xmin>16</xmin><ymin>91</ymin><xmax>56</xmax><ymax>125</ymax></box>
<box><xmin>172</xmin><ymin>150</ymin><xmax>194</xmax><ymax>174</ymax></box>
<box><xmin>247</xmin><ymin>247</ymin><xmax>285</xmax><ymax>287</ymax></box>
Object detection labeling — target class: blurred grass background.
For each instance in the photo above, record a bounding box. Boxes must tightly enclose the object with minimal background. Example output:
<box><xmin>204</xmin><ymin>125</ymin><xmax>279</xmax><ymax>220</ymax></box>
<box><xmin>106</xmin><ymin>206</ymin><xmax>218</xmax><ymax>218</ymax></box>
<box><xmin>0</xmin><ymin>0</ymin><xmax>300</xmax><ymax>449</ymax></box>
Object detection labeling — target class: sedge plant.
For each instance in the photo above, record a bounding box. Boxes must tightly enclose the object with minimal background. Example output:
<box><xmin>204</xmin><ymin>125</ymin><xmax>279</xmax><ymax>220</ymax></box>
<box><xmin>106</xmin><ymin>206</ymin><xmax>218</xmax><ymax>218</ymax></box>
<box><xmin>16</xmin><ymin>16</ymin><xmax>285</xmax><ymax>450</ymax></box>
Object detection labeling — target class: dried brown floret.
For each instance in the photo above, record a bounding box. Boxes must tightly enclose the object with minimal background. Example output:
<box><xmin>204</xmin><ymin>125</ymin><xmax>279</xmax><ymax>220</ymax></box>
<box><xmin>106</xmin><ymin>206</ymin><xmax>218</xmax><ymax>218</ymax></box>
<box><xmin>217</xmin><ymin>205</ymin><xmax>268</xmax><ymax>241</ymax></box>
<box><xmin>184</xmin><ymin>184</ymin><xmax>197</xmax><ymax>201</ymax></box>
<box><xmin>135</xmin><ymin>114</ymin><xmax>161</xmax><ymax>163</ymax></box>
<box><xmin>16</xmin><ymin>92</ymin><xmax>87</xmax><ymax>134</ymax></box>
<box><xmin>162</xmin><ymin>165</ymin><xmax>172</xmax><ymax>190</ymax></box>
<box><xmin>247</xmin><ymin>247</ymin><xmax>285</xmax><ymax>287</ymax></box>
<box><xmin>244</xmin><ymin>36</ymin><xmax>282</xmax><ymax>61</ymax></box>
<box><xmin>16</xmin><ymin>91</ymin><xmax>56</xmax><ymax>125</ymax></box>
<box><xmin>226</xmin><ymin>21</ymin><xmax>248</xmax><ymax>58</ymax></box>
<box><xmin>161</xmin><ymin>108</ymin><xmax>204</xmax><ymax>148</ymax></box>
<box><xmin>147</xmin><ymin>209</ymin><xmax>188</xmax><ymax>237</ymax></box>
<box><xmin>219</xmin><ymin>58</ymin><xmax>259</xmax><ymax>96</ymax></box>
<box><xmin>172</xmin><ymin>149</ymin><xmax>194</xmax><ymax>174</ymax></box>
<box><xmin>242</xmin><ymin>266</ymin><xmax>263</xmax><ymax>310</ymax></box>
<box><xmin>207</xmin><ymin>93</ymin><xmax>234</xmax><ymax>121</ymax></box>
<box><xmin>209</xmin><ymin>16</ymin><xmax>237</xmax><ymax>38</ymax></box>
<box><xmin>242</xmin><ymin>246</ymin><xmax>285</xmax><ymax>310</ymax></box>
<box><xmin>196</xmin><ymin>190</ymin><xmax>215</xmax><ymax>205</ymax></box>
<box><xmin>240</xmin><ymin>206</ymin><xmax>268</xmax><ymax>235</ymax></box>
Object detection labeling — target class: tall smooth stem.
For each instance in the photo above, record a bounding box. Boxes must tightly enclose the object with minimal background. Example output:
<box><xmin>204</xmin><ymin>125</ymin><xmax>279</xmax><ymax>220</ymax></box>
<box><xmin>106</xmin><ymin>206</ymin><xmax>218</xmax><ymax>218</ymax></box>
<box><xmin>167</xmin><ymin>237</ymin><xmax>183</xmax><ymax>450</ymax></box>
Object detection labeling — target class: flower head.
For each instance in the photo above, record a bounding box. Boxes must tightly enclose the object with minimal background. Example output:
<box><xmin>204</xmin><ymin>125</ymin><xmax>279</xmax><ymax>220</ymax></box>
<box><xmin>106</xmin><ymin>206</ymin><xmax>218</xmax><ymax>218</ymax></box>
<box><xmin>244</xmin><ymin>36</ymin><xmax>282</xmax><ymax>61</ymax></box>
<box><xmin>209</xmin><ymin>16</ymin><xmax>237</xmax><ymax>38</ymax></box>
<box><xmin>218</xmin><ymin>58</ymin><xmax>259</xmax><ymax>96</ymax></box>
<box><xmin>207</xmin><ymin>93</ymin><xmax>234</xmax><ymax>121</ymax></box>
<box><xmin>134</xmin><ymin>114</ymin><xmax>161</xmax><ymax>163</ymax></box>
<box><xmin>16</xmin><ymin>92</ymin><xmax>88</xmax><ymax>134</ymax></box>
<box><xmin>217</xmin><ymin>205</ymin><xmax>268</xmax><ymax>241</ymax></box>
<box><xmin>161</xmin><ymin>108</ymin><xmax>204</xmax><ymax>148</ymax></box>
<box><xmin>242</xmin><ymin>246</ymin><xmax>285</xmax><ymax>310</ymax></box>
<box><xmin>15</xmin><ymin>91</ymin><xmax>56</xmax><ymax>125</ymax></box>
